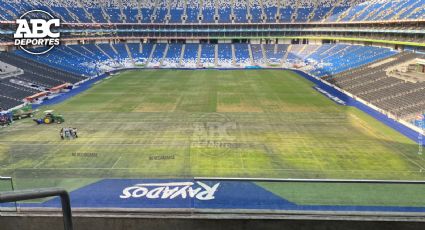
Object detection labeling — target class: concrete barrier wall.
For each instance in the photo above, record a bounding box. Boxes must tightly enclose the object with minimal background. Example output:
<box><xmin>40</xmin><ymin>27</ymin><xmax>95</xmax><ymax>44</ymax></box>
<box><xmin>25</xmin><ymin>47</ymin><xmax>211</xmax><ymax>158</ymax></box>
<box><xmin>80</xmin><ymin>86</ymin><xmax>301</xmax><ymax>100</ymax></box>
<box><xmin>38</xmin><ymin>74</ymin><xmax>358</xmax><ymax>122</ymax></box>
<box><xmin>1</xmin><ymin>213</ymin><xmax>425</xmax><ymax>230</ymax></box>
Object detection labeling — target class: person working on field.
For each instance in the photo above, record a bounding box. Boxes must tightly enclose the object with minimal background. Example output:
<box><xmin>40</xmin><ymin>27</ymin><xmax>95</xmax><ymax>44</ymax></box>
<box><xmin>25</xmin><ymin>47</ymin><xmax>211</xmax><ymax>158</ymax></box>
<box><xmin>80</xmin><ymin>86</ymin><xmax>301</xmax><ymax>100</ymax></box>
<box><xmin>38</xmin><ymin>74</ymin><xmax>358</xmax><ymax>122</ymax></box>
<box><xmin>73</xmin><ymin>128</ymin><xmax>78</xmax><ymax>138</ymax></box>
<box><xmin>60</xmin><ymin>128</ymin><xmax>64</xmax><ymax>140</ymax></box>
<box><xmin>69</xmin><ymin>128</ymin><xmax>75</xmax><ymax>139</ymax></box>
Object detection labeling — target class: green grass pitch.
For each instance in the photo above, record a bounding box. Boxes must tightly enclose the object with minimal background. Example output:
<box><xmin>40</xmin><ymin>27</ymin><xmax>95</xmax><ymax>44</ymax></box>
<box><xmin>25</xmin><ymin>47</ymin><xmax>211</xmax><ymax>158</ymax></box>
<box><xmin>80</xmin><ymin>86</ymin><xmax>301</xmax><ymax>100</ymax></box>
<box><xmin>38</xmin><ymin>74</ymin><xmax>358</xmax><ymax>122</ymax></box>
<box><xmin>0</xmin><ymin>69</ymin><xmax>424</xmax><ymax>206</ymax></box>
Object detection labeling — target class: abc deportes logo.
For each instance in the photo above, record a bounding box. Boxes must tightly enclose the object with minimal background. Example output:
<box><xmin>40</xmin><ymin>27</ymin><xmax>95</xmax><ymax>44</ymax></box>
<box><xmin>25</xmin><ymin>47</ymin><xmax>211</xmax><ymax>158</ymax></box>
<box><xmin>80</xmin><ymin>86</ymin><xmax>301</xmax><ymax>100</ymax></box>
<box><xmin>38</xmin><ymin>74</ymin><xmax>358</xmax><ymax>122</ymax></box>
<box><xmin>14</xmin><ymin>10</ymin><xmax>60</xmax><ymax>55</ymax></box>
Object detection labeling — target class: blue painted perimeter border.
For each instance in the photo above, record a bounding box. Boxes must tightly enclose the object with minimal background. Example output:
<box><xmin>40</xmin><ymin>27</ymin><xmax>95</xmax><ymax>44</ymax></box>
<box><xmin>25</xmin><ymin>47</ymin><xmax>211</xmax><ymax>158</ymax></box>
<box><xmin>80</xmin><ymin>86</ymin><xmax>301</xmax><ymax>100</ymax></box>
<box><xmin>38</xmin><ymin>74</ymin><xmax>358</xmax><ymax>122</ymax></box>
<box><xmin>3</xmin><ymin>179</ymin><xmax>425</xmax><ymax>213</ymax></box>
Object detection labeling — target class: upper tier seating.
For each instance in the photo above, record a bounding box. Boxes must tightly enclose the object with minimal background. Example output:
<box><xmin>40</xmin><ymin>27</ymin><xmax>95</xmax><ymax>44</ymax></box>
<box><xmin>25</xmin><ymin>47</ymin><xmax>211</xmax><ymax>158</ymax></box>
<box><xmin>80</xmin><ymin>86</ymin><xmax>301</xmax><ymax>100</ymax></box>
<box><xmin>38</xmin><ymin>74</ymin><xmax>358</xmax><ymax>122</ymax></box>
<box><xmin>326</xmin><ymin>0</ymin><xmax>425</xmax><ymax>22</ymax></box>
<box><xmin>1</xmin><ymin>0</ymin><xmax>421</xmax><ymax>24</ymax></box>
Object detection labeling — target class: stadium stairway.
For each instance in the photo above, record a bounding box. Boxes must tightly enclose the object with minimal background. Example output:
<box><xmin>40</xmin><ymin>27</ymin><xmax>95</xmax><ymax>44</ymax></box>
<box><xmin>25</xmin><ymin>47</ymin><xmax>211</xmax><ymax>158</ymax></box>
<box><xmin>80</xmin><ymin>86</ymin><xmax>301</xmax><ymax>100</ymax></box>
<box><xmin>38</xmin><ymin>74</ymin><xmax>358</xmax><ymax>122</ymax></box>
<box><xmin>125</xmin><ymin>44</ymin><xmax>135</xmax><ymax>64</ymax></box>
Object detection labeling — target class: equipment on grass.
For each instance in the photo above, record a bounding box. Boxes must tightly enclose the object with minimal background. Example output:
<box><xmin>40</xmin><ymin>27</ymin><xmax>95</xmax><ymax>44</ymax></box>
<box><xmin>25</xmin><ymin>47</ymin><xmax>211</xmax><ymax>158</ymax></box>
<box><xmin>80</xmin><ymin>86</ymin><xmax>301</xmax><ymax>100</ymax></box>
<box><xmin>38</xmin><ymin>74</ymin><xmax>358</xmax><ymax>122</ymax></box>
<box><xmin>11</xmin><ymin>105</ymin><xmax>36</xmax><ymax>120</ymax></box>
<box><xmin>33</xmin><ymin>110</ymin><xmax>65</xmax><ymax>125</ymax></box>
<box><xmin>0</xmin><ymin>113</ymin><xmax>12</xmax><ymax>127</ymax></box>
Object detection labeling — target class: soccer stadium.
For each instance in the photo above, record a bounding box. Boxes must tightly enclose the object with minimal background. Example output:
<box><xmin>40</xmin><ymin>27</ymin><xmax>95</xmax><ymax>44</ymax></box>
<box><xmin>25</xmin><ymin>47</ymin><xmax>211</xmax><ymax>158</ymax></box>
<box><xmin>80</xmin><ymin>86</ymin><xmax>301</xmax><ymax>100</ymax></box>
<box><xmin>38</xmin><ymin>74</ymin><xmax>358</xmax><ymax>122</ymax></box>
<box><xmin>0</xmin><ymin>0</ymin><xmax>424</xmax><ymax>229</ymax></box>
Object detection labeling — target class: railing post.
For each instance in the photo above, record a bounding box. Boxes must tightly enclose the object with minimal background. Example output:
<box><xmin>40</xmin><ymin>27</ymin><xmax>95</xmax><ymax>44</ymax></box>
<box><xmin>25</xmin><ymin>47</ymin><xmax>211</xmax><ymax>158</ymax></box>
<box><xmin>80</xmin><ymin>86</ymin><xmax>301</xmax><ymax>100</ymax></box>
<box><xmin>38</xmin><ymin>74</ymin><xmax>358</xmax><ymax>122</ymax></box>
<box><xmin>60</xmin><ymin>190</ymin><xmax>73</xmax><ymax>230</ymax></box>
<box><xmin>0</xmin><ymin>188</ymin><xmax>73</xmax><ymax>230</ymax></box>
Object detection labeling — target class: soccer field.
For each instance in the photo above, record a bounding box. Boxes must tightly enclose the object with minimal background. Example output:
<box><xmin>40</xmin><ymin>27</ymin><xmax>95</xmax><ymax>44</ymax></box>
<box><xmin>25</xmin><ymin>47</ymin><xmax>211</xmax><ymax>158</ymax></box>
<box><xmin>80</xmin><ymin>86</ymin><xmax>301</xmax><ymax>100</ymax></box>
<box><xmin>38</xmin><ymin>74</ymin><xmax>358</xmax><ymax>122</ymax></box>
<box><xmin>0</xmin><ymin>69</ymin><xmax>424</xmax><ymax>192</ymax></box>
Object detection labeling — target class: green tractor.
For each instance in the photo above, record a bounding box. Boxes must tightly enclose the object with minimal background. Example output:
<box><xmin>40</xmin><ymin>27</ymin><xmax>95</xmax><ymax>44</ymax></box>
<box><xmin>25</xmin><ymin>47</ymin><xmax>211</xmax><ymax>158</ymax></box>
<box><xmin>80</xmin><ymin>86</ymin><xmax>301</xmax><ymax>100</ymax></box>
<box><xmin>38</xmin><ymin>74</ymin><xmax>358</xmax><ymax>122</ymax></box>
<box><xmin>12</xmin><ymin>105</ymin><xmax>36</xmax><ymax>120</ymax></box>
<box><xmin>34</xmin><ymin>110</ymin><xmax>65</xmax><ymax>125</ymax></box>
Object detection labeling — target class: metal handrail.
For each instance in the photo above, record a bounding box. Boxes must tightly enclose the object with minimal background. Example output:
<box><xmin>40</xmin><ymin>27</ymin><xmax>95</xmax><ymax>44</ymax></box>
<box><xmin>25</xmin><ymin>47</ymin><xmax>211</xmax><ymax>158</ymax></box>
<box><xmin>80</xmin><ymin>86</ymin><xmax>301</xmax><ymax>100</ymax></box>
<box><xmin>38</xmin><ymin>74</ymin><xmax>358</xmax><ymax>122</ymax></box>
<box><xmin>195</xmin><ymin>177</ymin><xmax>425</xmax><ymax>184</ymax></box>
<box><xmin>0</xmin><ymin>188</ymin><xmax>73</xmax><ymax>230</ymax></box>
<box><xmin>0</xmin><ymin>176</ymin><xmax>14</xmax><ymax>191</ymax></box>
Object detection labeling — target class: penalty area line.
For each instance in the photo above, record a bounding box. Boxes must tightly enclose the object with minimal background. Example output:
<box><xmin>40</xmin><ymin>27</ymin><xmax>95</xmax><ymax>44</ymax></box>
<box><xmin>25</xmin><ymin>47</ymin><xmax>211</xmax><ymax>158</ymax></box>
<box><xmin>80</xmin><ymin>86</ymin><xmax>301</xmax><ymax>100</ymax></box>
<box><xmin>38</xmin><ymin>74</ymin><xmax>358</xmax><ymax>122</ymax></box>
<box><xmin>111</xmin><ymin>154</ymin><xmax>123</xmax><ymax>169</ymax></box>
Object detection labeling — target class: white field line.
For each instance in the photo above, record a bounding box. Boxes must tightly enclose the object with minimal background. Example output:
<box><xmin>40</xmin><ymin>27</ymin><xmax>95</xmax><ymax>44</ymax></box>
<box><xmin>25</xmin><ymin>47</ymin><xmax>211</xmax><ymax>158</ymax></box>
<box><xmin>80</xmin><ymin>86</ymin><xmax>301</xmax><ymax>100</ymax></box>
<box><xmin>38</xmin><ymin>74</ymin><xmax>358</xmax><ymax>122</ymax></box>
<box><xmin>111</xmin><ymin>154</ymin><xmax>123</xmax><ymax>169</ymax></box>
<box><xmin>351</xmin><ymin>114</ymin><xmax>425</xmax><ymax>171</ymax></box>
